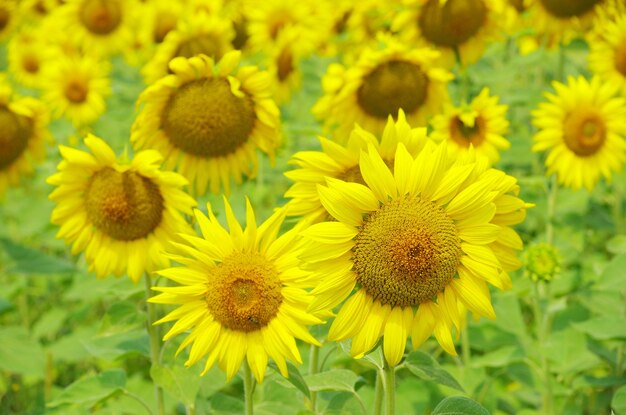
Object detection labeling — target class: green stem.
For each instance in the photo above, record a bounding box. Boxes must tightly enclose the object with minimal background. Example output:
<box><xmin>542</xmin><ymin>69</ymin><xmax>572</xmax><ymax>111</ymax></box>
<box><xmin>546</xmin><ymin>175</ymin><xmax>557</xmax><ymax>245</ymax></box>
<box><xmin>532</xmin><ymin>282</ymin><xmax>553</xmax><ymax>415</ymax></box>
<box><xmin>308</xmin><ymin>344</ymin><xmax>320</xmax><ymax>411</ymax></box>
<box><xmin>461</xmin><ymin>325</ymin><xmax>471</xmax><ymax>384</ymax></box>
<box><xmin>613</xmin><ymin>179</ymin><xmax>623</xmax><ymax>235</ymax></box>
<box><xmin>556</xmin><ymin>43</ymin><xmax>565</xmax><ymax>82</ymax></box>
<box><xmin>374</xmin><ymin>368</ymin><xmax>384</xmax><ymax>415</ymax></box>
<box><xmin>381</xmin><ymin>360</ymin><xmax>396</xmax><ymax>415</ymax></box>
<box><xmin>122</xmin><ymin>389</ymin><xmax>154</xmax><ymax>415</ymax></box>
<box><xmin>144</xmin><ymin>275</ymin><xmax>165</xmax><ymax>415</ymax></box>
<box><xmin>243</xmin><ymin>360</ymin><xmax>255</xmax><ymax>415</ymax></box>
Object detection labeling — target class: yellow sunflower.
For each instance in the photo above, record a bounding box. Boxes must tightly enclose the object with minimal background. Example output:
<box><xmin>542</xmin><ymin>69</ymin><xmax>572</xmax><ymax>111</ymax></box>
<box><xmin>0</xmin><ymin>0</ymin><xmax>18</xmax><ymax>41</ymax></box>
<box><xmin>132</xmin><ymin>51</ymin><xmax>281</xmax><ymax>196</ymax></box>
<box><xmin>284</xmin><ymin>111</ymin><xmax>427</xmax><ymax>222</ymax></box>
<box><xmin>141</xmin><ymin>11</ymin><xmax>234</xmax><ymax>85</ymax></box>
<box><xmin>265</xmin><ymin>27</ymin><xmax>306</xmax><ymax>105</ymax></box>
<box><xmin>7</xmin><ymin>26</ymin><xmax>57</xmax><ymax>89</ymax></box>
<box><xmin>431</xmin><ymin>87</ymin><xmax>510</xmax><ymax>166</ymax></box>
<box><xmin>532</xmin><ymin>76</ymin><xmax>626</xmax><ymax>191</ymax></box>
<box><xmin>588</xmin><ymin>12</ymin><xmax>626</xmax><ymax>96</ymax></box>
<box><xmin>0</xmin><ymin>78</ymin><xmax>49</xmax><ymax>198</ymax></box>
<box><xmin>150</xmin><ymin>199</ymin><xmax>322</xmax><ymax>382</ymax></box>
<box><xmin>313</xmin><ymin>36</ymin><xmax>452</xmax><ymax>142</ymax></box>
<box><xmin>51</xmin><ymin>0</ymin><xmax>136</xmax><ymax>56</ymax></box>
<box><xmin>47</xmin><ymin>134</ymin><xmax>197</xmax><ymax>283</ymax></box>
<box><xmin>392</xmin><ymin>0</ymin><xmax>504</xmax><ymax>67</ymax></box>
<box><xmin>41</xmin><ymin>53</ymin><xmax>111</xmax><ymax>128</ymax></box>
<box><xmin>302</xmin><ymin>116</ymin><xmax>530</xmax><ymax>365</ymax></box>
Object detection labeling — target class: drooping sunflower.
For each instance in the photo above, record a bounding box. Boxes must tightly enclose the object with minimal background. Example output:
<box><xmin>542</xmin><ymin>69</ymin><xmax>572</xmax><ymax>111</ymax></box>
<box><xmin>47</xmin><ymin>134</ymin><xmax>197</xmax><ymax>283</ymax></box>
<box><xmin>0</xmin><ymin>78</ymin><xmax>49</xmax><ymax>197</ymax></box>
<box><xmin>284</xmin><ymin>111</ymin><xmax>427</xmax><ymax>222</ymax></box>
<box><xmin>532</xmin><ymin>76</ymin><xmax>626</xmax><ymax>191</ymax></box>
<box><xmin>431</xmin><ymin>88</ymin><xmax>510</xmax><ymax>166</ymax></box>
<box><xmin>302</xmin><ymin>117</ymin><xmax>530</xmax><ymax>365</ymax></box>
<box><xmin>392</xmin><ymin>0</ymin><xmax>504</xmax><ymax>67</ymax></box>
<box><xmin>141</xmin><ymin>11</ymin><xmax>234</xmax><ymax>85</ymax></box>
<box><xmin>150</xmin><ymin>199</ymin><xmax>322</xmax><ymax>382</ymax></box>
<box><xmin>41</xmin><ymin>53</ymin><xmax>111</xmax><ymax>128</ymax></box>
<box><xmin>313</xmin><ymin>37</ymin><xmax>452</xmax><ymax>142</ymax></box>
<box><xmin>588</xmin><ymin>11</ymin><xmax>626</xmax><ymax>96</ymax></box>
<box><xmin>51</xmin><ymin>0</ymin><xmax>136</xmax><ymax>56</ymax></box>
<box><xmin>132</xmin><ymin>51</ymin><xmax>281</xmax><ymax>195</ymax></box>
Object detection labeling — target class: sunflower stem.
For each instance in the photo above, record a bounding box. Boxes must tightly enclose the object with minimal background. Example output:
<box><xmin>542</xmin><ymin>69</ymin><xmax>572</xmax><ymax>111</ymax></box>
<box><xmin>546</xmin><ymin>175</ymin><xmax>557</xmax><ymax>245</ymax></box>
<box><xmin>613</xmin><ymin>178</ymin><xmax>623</xmax><ymax>235</ymax></box>
<box><xmin>382</xmin><ymin>359</ymin><xmax>396</xmax><ymax>415</ymax></box>
<box><xmin>308</xmin><ymin>344</ymin><xmax>320</xmax><ymax>411</ymax></box>
<box><xmin>374</xmin><ymin>368</ymin><xmax>384</xmax><ymax>415</ymax></box>
<box><xmin>144</xmin><ymin>275</ymin><xmax>165</xmax><ymax>415</ymax></box>
<box><xmin>532</xmin><ymin>282</ymin><xmax>553</xmax><ymax>415</ymax></box>
<box><xmin>243</xmin><ymin>360</ymin><xmax>255</xmax><ymax>415</ymax></box>
<box><xmin>461</xmin><ymin>325</ymin><xmax>472</xmax><ymax>383</ymax></box>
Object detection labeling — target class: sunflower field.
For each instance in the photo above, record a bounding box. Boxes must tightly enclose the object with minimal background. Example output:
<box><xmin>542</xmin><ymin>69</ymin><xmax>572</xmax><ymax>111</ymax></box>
<box><xmin>1</xmin><ymin>0</ymin><xmax>626</xmax><ymax>414</ymax></box>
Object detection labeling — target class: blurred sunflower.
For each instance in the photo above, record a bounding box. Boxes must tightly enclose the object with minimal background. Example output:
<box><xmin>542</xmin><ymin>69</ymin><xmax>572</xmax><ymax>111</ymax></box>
<box><xmin>266</xmin><ymin>27</ymin><xmax>306</xmax><ymax>105</ymax></box>
<box><xmin>588</xmin><ymin>11</ymin><xmax>626</xmax><ymax>96</ymax></box>
<box><xmin>431</xmin><ymin>88</ymin><xmax>510</xmax><ymax>165</ymax></box>
<box><xmin>532</xmin><ymin>76</ymin><xmax>626</xmax><ymax>191</ymax></box>
<box><xmin>0</xmin><ymin>0</ymin><xmax>18</xmax><ymax>40</ymax></box>
<box><xmin>8</xmin><ymin>26</ymin><xmax>54</xmax><ymax>89</ymax></box>
<box><xmin>41</xmin><ymin>53</ymin><xmax>111</xmax><ymax>128</ymax></box>
<box><xmin>313</xmin><ymin>37</ymin><xmax>452</xmax><ymax>141</ymax></box>
<box><xmin>52</xmin><ymin>0</ymin><xmax>136</xmax><ymax>56</ymax></box>
<box><xmin>392</xmin><ymin>0</ymin><xmax>503</xmax><ymax>67</ymax></box>
<box><xmin>141</xmin><ymin>11</ymin><xmax>234</xmax><ymax>84</ymax></box>
<box><xmin>132</xmin><ymin>52</ymin><xmax>281</xmax><ymax>195</ymax></box>
<box><xmin>302</xmin><ymin>117</ymin><xmax>529</xmax><ymax>365</ymax></box>
<box><xmin>150</xmin><ymin>199</ymin><xmax>322</xmax><ymax>382</ymax></box>
<box><xmin>48</xmin><ymin>134</ymin><xmax>196</xmax><ymax>282</ymax></box>
<box><xmin>284</xmin><ymin>111</ymin><xmax>427</xmax><ymax>221</ymax></box>
<box><xmin>0</xmin><ymin>79</ymin><xmax>49</xmax><ymax>197</ymax></box>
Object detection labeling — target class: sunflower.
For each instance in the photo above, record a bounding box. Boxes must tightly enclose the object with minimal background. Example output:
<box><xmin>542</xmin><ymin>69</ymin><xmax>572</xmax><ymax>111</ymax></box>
<box><xmin>132</xmin><ymin>51</ymin><xmax>281</xmax><ymax>195</ymax></box>
<box><xmin>51</xmin><ymin>0</ymin><xmax>136</xmax><ymax>56</ymax></box>
<box><xmin>431</xmin><ymin>87</ymin><xmax>510</xmax><ymax>166</ymax></box>
<box><xmin>141</xmin><ymin>11</ymin><xmax>234</xmax><ymax>85</ymax></box>
<box><xmin>265</xmin><ymin>27</ymin><xmax>306</xmax><ymax>105</ymax></box>
<box><xmin>150</xmin><ymin>199</ymin><xmax>322</xmax><ymax>382</ymax></box>
<box><xmin>41</xmin><ymin>53</ymin><xmax>111</xmax><ymax>128</ymax></box>
<box><xmin>284</xmin><ymin>111</ymin><xmax>427</xmax><ymax>221</ymax></box>
<box><xmin>392</xmin><ymin>0</ymin><xmax>504</xmax><ymax>67</ymax></box>
<box><xmin>302</xmin><ymin>116</ymin><xmax>529</xmax><ymax>365</ymax></box>
<box><xmin>0</xmin><ymin>0</ymin><xmax>18</xmax><ymax>40</ymax></box>
<box><xmin>7</xmin><ymin>26</ymin><xmax>53</xmax><ymax>89</ymax></box>
<box><xmin>313</xmin><ymin>37</ymin><xmax>452</xmax><ymax>142</ymax></box>
<box><xmin>0</xmin><ymin>78</ymin><xmax>49</xmax><ymax>198</ymax></box>
<box><xmin>532</xmin><ymin>76</ymin><xmax>626</xmax><ymax>191</ymax></box>
<box><xmin>588</xmin><ymin>11</ymin><xmax>626</xmax><ymax>96</ymax></box>
<box><xmin>47</xmin><ymin>134</ymin><xmax>196</xmax><ymax>282</ymax></box>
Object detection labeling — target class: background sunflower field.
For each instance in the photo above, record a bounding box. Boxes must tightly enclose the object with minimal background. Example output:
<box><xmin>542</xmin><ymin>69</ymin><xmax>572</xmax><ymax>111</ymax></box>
<box><xmin>0</xmin><ymin>1</ymin><xmax>625</xmax><ymax>415</ymax></box>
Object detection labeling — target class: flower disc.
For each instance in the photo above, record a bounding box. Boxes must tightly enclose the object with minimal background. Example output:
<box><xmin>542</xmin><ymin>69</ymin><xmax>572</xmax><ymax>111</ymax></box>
<box><xmin>174</xmin><ymin>34</ymin><xmax>222</xmax><ymax>60</ymax></box>
<box><xmin>449</xmin><ymin>116</ymin><xmax>487</xmax><ymax>148</ymax></box>
<box><xmin>562</xmin><ymin>111</ymin><xmax>606</xmax><ymax>156</ymax></box>
<box><xmin>206</xmin><ymin>252</ymin><xmax>283</xmax><ymax>332</ymax></box>
<box><xmin>0</xmin><ymin>106</ymin><xmax>33</xmax><ymax>169</ymax></box>
<box><xmin>615</xmin><ymin>41</ymin><xmax>626</xmax><ymax>77</ymax></box>
<box><xmin>418</xmin><ymin>0</ymin><xmax>487</xmax><ymax>48</ymax></box>
<box><xmin>79</xmin><ymin>0</ymin><xmax>122</xmax><ymax>35</ymax></box>
<box><xmin>357</xmin><ymin>60</ymin><xmax>428</xmax><ymax>119</ymax></box>
<box><xmin>84</xmin><ymin>167</ymin><xmax>164</xmax><ymax>241</ymax></box>
<box><xmin>353</xmin><ymin>196</ymin><xmax>462</xmax><ymax>308</ymax></box>
<box><xmin>539</xmin><ymin>0</ymin><xmax>602</xmax><ymax>18</ymax></box>
<box><xmin>64</xmin><ymin>79</ymin><xmax>89</xmax><ymax>103</ymax></box>
<box><xmin>161</xmin><ymin>78</ymin><xmax>256</xmax><ymax>158</ymax></box>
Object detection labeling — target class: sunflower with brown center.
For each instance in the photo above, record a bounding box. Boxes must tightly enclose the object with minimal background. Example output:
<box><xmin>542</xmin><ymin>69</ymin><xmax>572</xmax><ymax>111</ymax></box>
<box><xmin>0</xmin><ymin>78</ymin><xmax>49</xmax><ymax>198</ymax></box>
<box><xmin>392</xmin><ymin>0</ymin><xmax>503</xmax><ymax>67</ymax></box>
<box><xmin>532</xmin><ymin>76</ymin><xmax>626</xmax><ymax>191</ymax></box>
<box><xmin>588</xmin><ymin>10</ymin><xmax>626</xmax><ymax>96</ymax></box>
<box><xmin>431</xmin><ymin>88</ymin><xmax>510</xmax><ymax>165</ymax></box>
<box><xmin>132</xmin><ymin>51</ymin><xmax>281</xmax><ymax>195</ymax></box>
<box><xmin>284</xmin><ymin>110</ymin><xmax>428</xmax><ymax>221</ymax></box>
<box><xmin>302</xmin><ymin>116</ymin><xmax>530</xmax><ymax>365</ymax></box>
<box><xmin>41</xmin><ymin>53</ymin><xmax>111</xmax><ymax>128</ymax></box>
<box><xmin>313</xmin><ymin>36</ymin><xmax>452</xmax><ymax>141</ymax></box>
<box><xmin>7</xmin><ymin>26</ymin><xmax>55</xmax><ymax>89</ymax></box>
<box><xmin>150</xmin><ymin>199</ymin><xmax>322</xmax><ymax>382</ymax></box>
<box><xmin>141</xmin><ymin>10</ymin><xmax>234</xmax><ymax>85</ymax></box>
<box><xmin>47</xmin><ymin>134</ymin><xmax>196</xmax><ymax>282</ymax></box>
<box><xmin>265</xmin><ymin>26</ymin><xmax>310</xmax><ymax>105</ymax></box>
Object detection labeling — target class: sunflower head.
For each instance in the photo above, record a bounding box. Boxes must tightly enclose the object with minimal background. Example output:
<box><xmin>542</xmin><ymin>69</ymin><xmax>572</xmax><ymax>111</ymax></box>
<box><xmin>418</xmin><ymin>0</ymin><xmax>488</xmax><ymax>48</ymax></box>
<box><xmin>538</xmin><ymin>0</ymin><xmax>602</xmax><ymax>18</ymax></box>
<box><xmin>524</xmin><ymin>243</ymin><xmax>561</xmax><ymax>282</ymax></box>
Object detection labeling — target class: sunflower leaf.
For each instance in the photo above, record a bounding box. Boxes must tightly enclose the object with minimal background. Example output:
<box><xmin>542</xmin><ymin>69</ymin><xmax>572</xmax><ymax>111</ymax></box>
<box><xmin>612</xmin><ymin>385</ymin><xmax>626</xmax><ymax>415</ymax></box>
<box><xmin>432</xmin><ymin>396</ymin><xmax>489</xmax><ymax>415</ymax></box>
<box><xmin>47</xmin><ymin>369</ymin><xmax>126</xmax><ymax>408</ymax></box>
<box><xmin>269</xmin><ymin>361</ymin><xmax>310</xmax><ymax>399</ymax></box>
<box><xmin>404</xmin><ymin>351</ymin><xmax>464</xmax><ymax>392</ymax></box>
<box><xmin>303</xmin><ymin>369</ymin><xmax>359</xmax><ymax>393</ymax></box>
<box><xmin>0</xmin><ymin>237</ymin><xmax>75</xmax><ymax>275</ymax></box>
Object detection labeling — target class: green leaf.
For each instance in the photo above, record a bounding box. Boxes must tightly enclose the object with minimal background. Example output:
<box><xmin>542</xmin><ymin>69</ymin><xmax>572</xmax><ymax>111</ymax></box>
<box><xmin>471</xmin><ymin>346</ymin><xmax>524</xmax><ymax>368</ymax></box>
<box><xmin>82</xmin><ymin>329</ymin><xmax>150</xmax><ymax>360</ymax></box>
<box><xmin>150</xmin><ymin>364</ymin><xmax>202</xmax><ymax>406</ymax></box>
<box><xmin>210</xmin><ymin>392</ymin><xmax>244</xmax><ymax>414</ymax></box>
<box><xmin>595</xmin><ymin>253</ymin><xmax>626</xmax><ymax>292</ymax></box>
<box><xmin>304</xmin><ymin>369</ymin><xmax>359</xmax><ymax>393</ymax></box>
<box><xmin>607</xmin><ymin>235</ymin><xmax>626</xmax><ymax>254</ymax></box>
<box><xmin>613</xmin><ymin>385</ymin><xmax>626</xmax><ymax>415</ymax></box>
<box><xmin>404</xmin><ymin>351</ymin><xmax>464</xmax><ymax>392</ymax></box>
<box><xmin>47</xmin><ymin>369</ymin><xmax>126</xmax><ymax>408</ymax></box>
<box><xmin>432</xmin><ymin>396</ymin><xmax>489</xmax><ymax>415</ymax></box>
<box><xmin>269</xmin><ymin>361</ymin><xmax>310</xmax><ymax>398</ymax></box>
<box><xmin>0</xmin><ymin>237</ymin><xmax>75</xmax><ymax>275</ymax></box>
<box><xmin>573</xmin><ymin>317</ymin><xmax>626</xmax><ymax>340</ymax></box>
<box><xmin>0</xmin><ymin>326</ymin><xmax>45</xmax><ymax>377</ymax></box>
